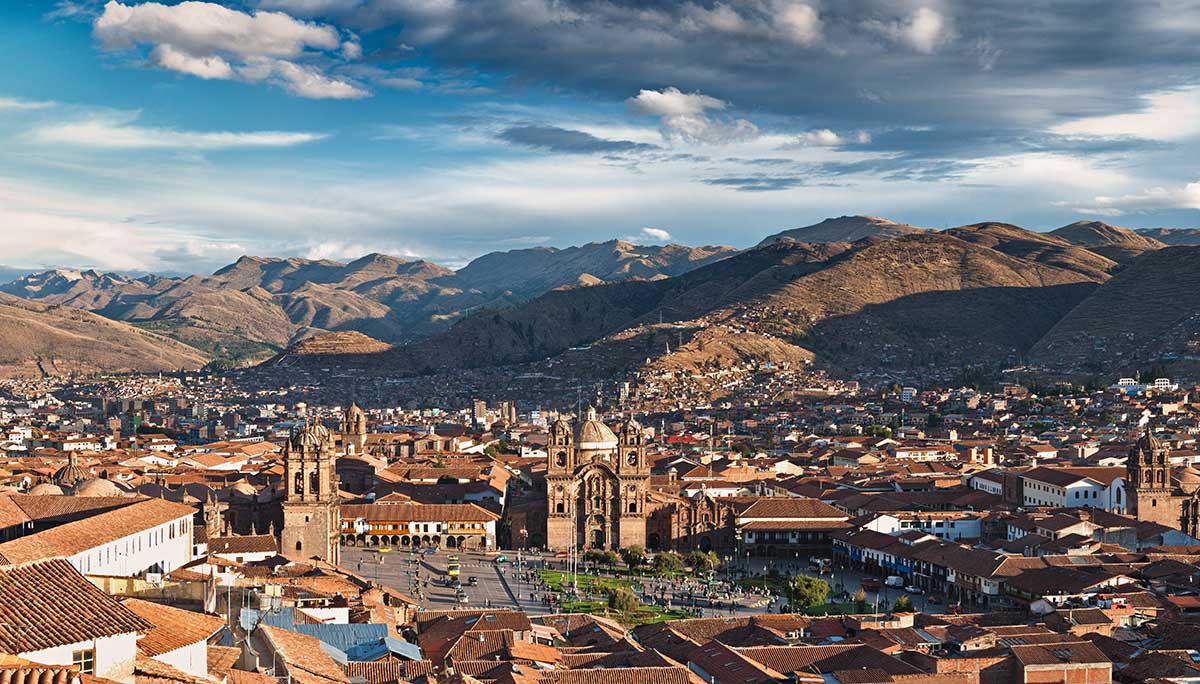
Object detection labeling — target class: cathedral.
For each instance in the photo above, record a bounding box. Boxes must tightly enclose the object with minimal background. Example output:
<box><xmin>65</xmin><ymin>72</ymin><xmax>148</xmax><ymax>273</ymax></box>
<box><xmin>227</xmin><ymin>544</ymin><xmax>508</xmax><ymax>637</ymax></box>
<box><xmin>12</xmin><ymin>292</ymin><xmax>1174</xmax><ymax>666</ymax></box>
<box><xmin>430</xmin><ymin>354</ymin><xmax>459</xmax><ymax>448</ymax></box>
<box><xmin>1127</xmin><ymin>427</ymin><xmax>1200</xmax><ymax>537</ymax></box>
<box><xmin>545</xmin><ymin>407</ymin><xmax>650</xmax><ymax>551</ymax></box>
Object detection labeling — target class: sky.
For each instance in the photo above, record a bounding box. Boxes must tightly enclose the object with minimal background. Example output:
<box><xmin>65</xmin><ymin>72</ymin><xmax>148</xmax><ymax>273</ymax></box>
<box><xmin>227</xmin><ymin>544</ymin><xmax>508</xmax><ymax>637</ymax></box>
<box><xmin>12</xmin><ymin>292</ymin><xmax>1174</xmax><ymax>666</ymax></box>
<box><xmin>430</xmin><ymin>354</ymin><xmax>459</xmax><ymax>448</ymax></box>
<box><xmin>2</xmin><ymin>0</ymin><xmax>1200</xmax><ymax>275</ymax></box>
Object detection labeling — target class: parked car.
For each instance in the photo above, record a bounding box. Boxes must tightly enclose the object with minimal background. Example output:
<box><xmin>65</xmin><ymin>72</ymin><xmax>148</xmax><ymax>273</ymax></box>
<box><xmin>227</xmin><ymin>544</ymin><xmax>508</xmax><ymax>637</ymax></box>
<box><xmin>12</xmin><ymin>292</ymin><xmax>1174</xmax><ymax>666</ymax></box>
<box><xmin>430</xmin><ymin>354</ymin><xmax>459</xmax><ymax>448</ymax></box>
<box><xmin>467</xmin><ymin>576</ymin><xmax>478</xmax><ymax>586</ymax></box>
<box><xmin>885</xmin><ymin>576</ymin><xmax>904</xmax><ymax>588</ymax></box>
<box><xmin>456</xmin><ymin>594</ymin><xmax>470</xmax><ymax>604</ymax></box>
<box><xmin>861</xmin><ymin>578</ymin><xmax>881</xmax><ymax>591</ymax></box>
<box><xmin>905</xmin><ymin>585</ymin><xmax>923</xmax><ymax>594</ymax></box>
<box><xmin>926</xmin><ymin>595</ymin><xmax>942</xmax><ymax>604</ymax></box>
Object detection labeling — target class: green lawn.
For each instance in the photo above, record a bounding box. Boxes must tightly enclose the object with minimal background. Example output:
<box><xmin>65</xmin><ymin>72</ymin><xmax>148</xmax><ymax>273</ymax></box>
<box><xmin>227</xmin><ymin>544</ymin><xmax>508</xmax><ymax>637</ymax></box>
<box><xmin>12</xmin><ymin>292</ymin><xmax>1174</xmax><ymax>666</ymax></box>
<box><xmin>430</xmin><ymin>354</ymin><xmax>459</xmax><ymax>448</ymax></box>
<box><xmin>538</xmin><ymin>569</ymin><xmax>641</xmax><ymax>593</ymax></box>
<box><xmin>559</xmin><ymin>599</ymin><xmax>692</xmax><ymax>626</ymax></box>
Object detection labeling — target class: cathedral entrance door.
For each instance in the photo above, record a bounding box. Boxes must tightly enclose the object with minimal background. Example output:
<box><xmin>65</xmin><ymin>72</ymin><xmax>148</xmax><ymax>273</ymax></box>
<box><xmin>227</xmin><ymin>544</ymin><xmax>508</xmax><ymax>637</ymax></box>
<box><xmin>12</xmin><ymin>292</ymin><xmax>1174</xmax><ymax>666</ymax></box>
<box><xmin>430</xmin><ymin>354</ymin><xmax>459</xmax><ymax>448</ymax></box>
<box><xmin>591</xmin><ymin>528</ymin><xmax>605</xmax><ymax>549</ymax></box>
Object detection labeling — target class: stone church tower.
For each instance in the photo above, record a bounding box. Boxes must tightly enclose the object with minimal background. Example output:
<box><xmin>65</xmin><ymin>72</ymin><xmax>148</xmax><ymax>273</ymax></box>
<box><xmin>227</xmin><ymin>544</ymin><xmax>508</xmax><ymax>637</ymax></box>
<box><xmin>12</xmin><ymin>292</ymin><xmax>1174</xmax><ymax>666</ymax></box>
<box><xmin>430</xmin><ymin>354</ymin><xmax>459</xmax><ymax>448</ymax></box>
<box><xmin>342</xmin><ymin>402</ymin><xmax>367</xmax><ymax>455</ymax></box>
<box><xmin>280</xmin><ymin>421</ymin><xmax>341</xmax><ymax>564</ymax></box>
<box><xmin>545</xmin><ymin>407</ymin><xmax>649</xmax><ymax>551</ymax></box>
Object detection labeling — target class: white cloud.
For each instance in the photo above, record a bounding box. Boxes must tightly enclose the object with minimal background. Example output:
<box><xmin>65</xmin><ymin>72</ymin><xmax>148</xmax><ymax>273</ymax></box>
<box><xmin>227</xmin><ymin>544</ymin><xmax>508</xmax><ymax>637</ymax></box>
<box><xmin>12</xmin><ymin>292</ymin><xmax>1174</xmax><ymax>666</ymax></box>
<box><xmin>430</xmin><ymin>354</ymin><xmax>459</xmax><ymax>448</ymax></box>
<box><xmin>865</xmin><ymin>7</ymin><xmax>954</xmax><ymax>54</ymax></box>
<box><xmin>95</xmin><ymin>1</ymin><xmax>340</xmax><ymax>58</ymax></box>
<box><xmin>93</xmin><ymin>1</ymin><xmax>366</xmax><ymax>99</ymax></box>
<box><xmin>795</xmin><ymin>128</ymin><xmax>871</xmax><ymax>146</ymax></box>
<box><xmin>150</xmin><ymin>44</ymin><xmax>234</xmax><ymax>80</ymax></box>
<box><xmin>683</xmin><ymin>1</ymin><xmax>821</xmax><ymax>47</ymax></box>
<box><xmin>1052</xmin><ymin>87</ymin><xmax>1200</xmax><ymax>141</ymax></box>
<box><xmin>31</xmin><ymin>112</ymin><xmax>327</xmax><ymax>149</ymax></box>
<box><xmin>627</xmin><ymin>87</ymin><xmax>759</xmax><ymax>144</ymax></box>
<box><xmin>641</xmin><ymin>227</ymin><xmax>671</xmax><ymax>241</ymax></box>
<box><xmin>772</xmin><ymin>1</ymin><xmax>821</xmax><ymax>46</ymax></box>
<box><xmin>0</xmin><ymin>97</ymin><xmax>55</xmax><ymax>110</ymax></box>
<box><xmin>1061</xmin><ymin>181</ymin><xmax>1200</xmax><ymax>214</ymax></box>
<box><xmin>262</xmin><ymin>59</ymin><xmax>370</xmax><ymax>99</ymax></box>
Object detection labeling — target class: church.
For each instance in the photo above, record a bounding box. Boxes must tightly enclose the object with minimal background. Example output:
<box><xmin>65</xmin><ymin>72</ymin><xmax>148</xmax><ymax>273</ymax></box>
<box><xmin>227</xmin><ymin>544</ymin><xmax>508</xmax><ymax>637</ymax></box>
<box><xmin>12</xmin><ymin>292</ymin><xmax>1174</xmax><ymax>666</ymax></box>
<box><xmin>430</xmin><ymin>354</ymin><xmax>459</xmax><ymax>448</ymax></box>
<box><xmin>1127</xmin><ymin>427</ymin><xmax>1200</xmax><ymax>537</ymax></box>
<box><xmin>545</xmin><ymin>407</ymin><xmax>650</xmax><ymax>551</ymax></box>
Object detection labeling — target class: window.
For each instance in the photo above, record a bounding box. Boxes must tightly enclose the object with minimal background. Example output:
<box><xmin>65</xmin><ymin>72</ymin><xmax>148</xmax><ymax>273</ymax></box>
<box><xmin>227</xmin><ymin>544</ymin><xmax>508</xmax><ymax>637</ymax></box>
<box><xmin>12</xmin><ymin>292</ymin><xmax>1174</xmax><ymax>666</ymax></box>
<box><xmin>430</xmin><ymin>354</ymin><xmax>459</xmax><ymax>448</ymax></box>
<box><xmin>73</xmin><ymin>649</ymin><xmax>95</xmax><ymax>675</ymax></box>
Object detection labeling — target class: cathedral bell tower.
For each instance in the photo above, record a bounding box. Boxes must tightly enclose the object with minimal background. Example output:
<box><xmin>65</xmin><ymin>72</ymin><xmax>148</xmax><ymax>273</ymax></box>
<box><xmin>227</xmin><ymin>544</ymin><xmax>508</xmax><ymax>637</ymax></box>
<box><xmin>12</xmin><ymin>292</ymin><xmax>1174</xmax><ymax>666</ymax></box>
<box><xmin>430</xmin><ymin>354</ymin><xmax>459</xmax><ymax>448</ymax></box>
<box><xmin>1128</xmin><ymin>427</ymin><xmax>1172</xmax><ymax>526</ymax></box>
<box><xmin>280</xmin><ymin>421</ymin><xmax>341</xmax><ymax>564</ymax></box>
<box><xmin>616</xmin><ymin>417</ymin><xmax>649</xmax><ymax>549</ymax></box>
<box><xmin>342</xmin><ymin>402</ymin><xmax>367</xmax><ymax>455</ymax></box>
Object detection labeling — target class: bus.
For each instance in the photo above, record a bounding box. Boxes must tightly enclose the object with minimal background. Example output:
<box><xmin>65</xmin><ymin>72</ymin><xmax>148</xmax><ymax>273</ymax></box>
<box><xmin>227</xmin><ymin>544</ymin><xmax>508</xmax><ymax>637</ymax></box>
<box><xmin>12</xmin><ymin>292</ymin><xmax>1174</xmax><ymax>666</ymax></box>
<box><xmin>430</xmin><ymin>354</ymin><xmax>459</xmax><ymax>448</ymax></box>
<box><xmin>447</xmin><ymin>555</ymin><xmax>460</xmax><ymax>577</ymax></box>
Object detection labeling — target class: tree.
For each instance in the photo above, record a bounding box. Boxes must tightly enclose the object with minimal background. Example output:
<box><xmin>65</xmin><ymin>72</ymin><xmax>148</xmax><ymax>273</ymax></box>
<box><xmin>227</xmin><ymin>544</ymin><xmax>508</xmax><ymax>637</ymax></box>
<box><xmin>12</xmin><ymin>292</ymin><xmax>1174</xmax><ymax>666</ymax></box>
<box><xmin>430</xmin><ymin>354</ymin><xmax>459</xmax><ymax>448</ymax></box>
<box><xmin>686</xmin><ymin>550</ymin><xmax>718</xmax><ymax>574</ymax></box>
<box><xmin>652</xmin><ymin>551</ymin><xmax>683</xmax><ymax>576</ymax></box>
<box><xmin>892</xmin><ymin>594</ymin><xmax>914</xmax><ymax>612</ymax></box>
<box><xmin>621</xmin><ymin>545</ymin><xmax>646</xmax><ymax>575</ymax></box>
<box><xmin>788</xmin><ymin>575</ymin><xmax>829</xmax><ymax>610</ymax></box>
<box><xmin>607</xmin><ymin>587</ymin><xmax>639</xmax><ymax>616</ymax></box>
<box><xmin>853</xmin><ymin>589</ymin><xmax>868</xmax><ymax>613</ymax></box>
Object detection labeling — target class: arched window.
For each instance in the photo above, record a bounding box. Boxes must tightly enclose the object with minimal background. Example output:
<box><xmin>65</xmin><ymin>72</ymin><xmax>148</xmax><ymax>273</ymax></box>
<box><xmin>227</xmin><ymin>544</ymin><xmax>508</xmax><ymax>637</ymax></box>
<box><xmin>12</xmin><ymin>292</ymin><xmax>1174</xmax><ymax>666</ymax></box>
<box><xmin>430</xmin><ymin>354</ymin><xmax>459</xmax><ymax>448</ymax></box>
<box><xmin>310</xmin><ymin>471</ymin><xmax>320</xmax><ymax>496</ymax></box>
<box><xmin>295</xmin><ymin>541</ymin><xmax>303</xmax><ymax>551</ymax></box>
<box><xmin>556</xmin><ymin>502</ymin><xmax>565</xmax><ymax>513</ymax></box>
<box><xmin>294</xmin><ymin>472</ymin><xmax>303</xmax><ymax>494</ymax></box>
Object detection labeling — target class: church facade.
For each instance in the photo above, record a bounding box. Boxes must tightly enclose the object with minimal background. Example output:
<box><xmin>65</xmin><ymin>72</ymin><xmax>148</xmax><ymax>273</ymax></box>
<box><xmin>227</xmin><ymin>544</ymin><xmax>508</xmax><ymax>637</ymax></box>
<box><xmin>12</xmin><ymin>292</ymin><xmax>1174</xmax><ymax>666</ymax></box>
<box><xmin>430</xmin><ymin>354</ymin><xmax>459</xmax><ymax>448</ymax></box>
<box><xmin>545</xmin><ymin>407</ymin><xmax>650</xmax><ymax>551</ymax></box>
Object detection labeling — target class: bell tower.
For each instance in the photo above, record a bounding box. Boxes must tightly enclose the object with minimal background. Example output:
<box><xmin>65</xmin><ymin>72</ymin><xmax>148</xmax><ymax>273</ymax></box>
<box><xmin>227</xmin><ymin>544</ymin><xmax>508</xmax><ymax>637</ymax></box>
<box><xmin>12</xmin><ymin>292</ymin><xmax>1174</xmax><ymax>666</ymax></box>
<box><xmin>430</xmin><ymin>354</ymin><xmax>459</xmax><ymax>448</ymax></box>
<box><xmin>280</xmin><ymin>421</ymin><xmax>341</xmax><ymax>564</ymax></box>
<box><xmin>1128</xmin><ymin>427</ymin><xmax>1173</xmax><ymax>527</ymax></box>
<box><xmin>616</xmin><ymin>417</ymin><xmax>649</xmax><ymax>548</ymax></box>
<box><xmin>545</xmin><ymin>415</ymin><xmax>576</xmax><ymax>550</ymax></box>
<box><xmin>342</xmin><ymin>402</ymin><xmax>367</xmax><ymax>455</ymax></box>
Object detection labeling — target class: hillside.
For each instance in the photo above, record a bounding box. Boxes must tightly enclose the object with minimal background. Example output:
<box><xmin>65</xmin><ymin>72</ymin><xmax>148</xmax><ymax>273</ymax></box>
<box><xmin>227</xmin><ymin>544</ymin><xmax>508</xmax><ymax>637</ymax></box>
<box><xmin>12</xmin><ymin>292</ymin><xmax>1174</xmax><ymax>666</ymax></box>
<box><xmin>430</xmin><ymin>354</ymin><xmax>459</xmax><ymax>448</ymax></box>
<box><xmin>1135</xmin><ymin>228</ymin><xmax>1200</xmax><ymax>246</ymax></box>
<box><xmin>757</xmin><ymin>215</ymin><xmax>925</xmax><ymax>246</ymax></box>
<box><xmin>322</xmin><ymin>224</ymin><xmax>1110</xmax><ymax>379</ymax></box>
<box><xmin>0</xmin><ymin>293</ymin><xmax>209</xmax><ymax>378</ymax></box>
<box><xmin>1049</xmin><ymin>220</ymin><xmax>1165</xmax><ymax>262</ymax></box>
<box><xmin>1</xmin><ymin>240</ymin><xmax>736</xmax><ymax>365</ymax></box>
<box><xmin>1029</xmin><ymin>246</ymin><xmax>1200</xmax><ymax>372</ymax></box>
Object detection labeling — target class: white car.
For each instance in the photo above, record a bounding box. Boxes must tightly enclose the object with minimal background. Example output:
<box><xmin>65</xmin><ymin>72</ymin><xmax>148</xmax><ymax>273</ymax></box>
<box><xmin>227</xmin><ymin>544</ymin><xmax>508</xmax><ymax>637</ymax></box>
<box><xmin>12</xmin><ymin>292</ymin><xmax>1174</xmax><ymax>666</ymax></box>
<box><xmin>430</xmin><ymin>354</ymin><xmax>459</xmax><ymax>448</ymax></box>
<box><xmin>904</xmin><ymin>585</ymin><xmax>923</xmax><ymax>594</ymax></box>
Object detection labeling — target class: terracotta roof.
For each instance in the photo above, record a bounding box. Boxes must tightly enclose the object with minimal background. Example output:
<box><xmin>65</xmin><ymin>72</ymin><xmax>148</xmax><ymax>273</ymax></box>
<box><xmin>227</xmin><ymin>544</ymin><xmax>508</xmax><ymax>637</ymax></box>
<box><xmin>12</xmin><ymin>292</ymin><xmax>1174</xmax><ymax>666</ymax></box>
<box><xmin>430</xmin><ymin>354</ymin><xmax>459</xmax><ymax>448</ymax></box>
<box><xmin>120</xmin><ymin>599</ymin><xmax>225</xmax><ymax>657</ymax></box>
<box><xmin>208</xmin><ymin>535</ymin><xmax>278</xmax><ymax>555</ymax></box>
<box><xmin>0</xmin><ymin>498</ymin><xmax>195</xmax><ymax>565</ymax></box>
<box><xmin>1009</xmin><ymin>641</ymin><xmax>1110</xmax><ymax>667</ymax></box>
<box><xmin>260</xmin><ymin>625</ymin><xmax>349</xmax><ymax>684</ymax></box>
<box><xmin>0</xmin><ymin>559</ymin><xmax>153</xmax><ymax>654</ymax></box>
<box><xmin>132</xmin><ymin>654</ymin><xmax>210</xmax><ymax>684</ymax></box>
<box><xmin>206</xmin><ymin>645</ymin><xmax>241</xmax><ymax>675</ymax></box>
<box><xmin>341</xmin><ymin>503</ymin><xmax>498</xmax><ymax>523</ymax></box>
<box><xmin>0</xmin><ymin>655</ymin><xmax>117</xmax><ymax>684</ymax></box>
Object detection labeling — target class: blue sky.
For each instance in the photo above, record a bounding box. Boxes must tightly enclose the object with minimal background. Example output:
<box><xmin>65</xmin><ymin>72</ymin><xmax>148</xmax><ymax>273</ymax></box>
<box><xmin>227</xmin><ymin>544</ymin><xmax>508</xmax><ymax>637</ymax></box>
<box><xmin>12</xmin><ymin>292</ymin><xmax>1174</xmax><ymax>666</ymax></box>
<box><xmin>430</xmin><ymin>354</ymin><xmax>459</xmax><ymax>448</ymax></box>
<box><xmin>2</xmin><ymin>0</ymin><xmax>1200</xmax><ymax>275</ymax></box>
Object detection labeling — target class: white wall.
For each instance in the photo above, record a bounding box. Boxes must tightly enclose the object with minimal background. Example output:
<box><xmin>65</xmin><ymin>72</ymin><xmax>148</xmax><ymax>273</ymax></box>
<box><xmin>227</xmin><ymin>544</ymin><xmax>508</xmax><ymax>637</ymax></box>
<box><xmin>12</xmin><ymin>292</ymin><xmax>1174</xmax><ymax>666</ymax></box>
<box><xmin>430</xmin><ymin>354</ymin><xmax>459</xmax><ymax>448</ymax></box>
<box><xmin>72</xmin><ymin>514</ymin><xmax>194</xmax><ymax>577</ymax></box>
<box><xmin>21</xmin><ymin>633</ymin><xmax>139</xmax><ymax>684</ymax></box>
<box><xmin>154</xmin><ymin>641</ymin><xmax>208</xmax><ymax>679</ymax></box>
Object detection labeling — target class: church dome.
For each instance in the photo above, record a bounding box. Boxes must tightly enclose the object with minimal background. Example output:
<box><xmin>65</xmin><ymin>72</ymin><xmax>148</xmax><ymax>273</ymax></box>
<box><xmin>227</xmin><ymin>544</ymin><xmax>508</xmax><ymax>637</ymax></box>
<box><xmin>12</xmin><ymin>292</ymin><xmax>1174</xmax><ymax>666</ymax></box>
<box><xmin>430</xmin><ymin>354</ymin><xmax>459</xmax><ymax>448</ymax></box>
<box><xmin>228</xmin><ymin>481</ymin><xmax>259</xmax><ymax>498</ymax></box>
<box><xmin>75</xmin><ymin>478</ymin><xmax>124</xmax><ymax>497</ymax></box>
<box><xmin>52</xmin><ymin>454</ymin><xmax>93</xmax><ymax>488</ymax></box>
<box><xmin>291</xmin><ymin>421</ymin><xmax>331</xmax><ymax>449</ymax></box>
<box><xmin>1178</xmin><ymin>466</ymin><xmax>1200</xmax><ymax>493</ymax></box>
<box><xmin>28</xmin><ymin>483</ymin><xmax>64</xmax><ymax>496</ymax></box>
<box><xmin>1136</xmin><ymin>428</ymin><xmax>1163</xmax><ymax>455</ymax></box>
<box><xmin>576</xmin><ymin>406</ymin><xmax>618</xmax><ymax>450</ymax></box>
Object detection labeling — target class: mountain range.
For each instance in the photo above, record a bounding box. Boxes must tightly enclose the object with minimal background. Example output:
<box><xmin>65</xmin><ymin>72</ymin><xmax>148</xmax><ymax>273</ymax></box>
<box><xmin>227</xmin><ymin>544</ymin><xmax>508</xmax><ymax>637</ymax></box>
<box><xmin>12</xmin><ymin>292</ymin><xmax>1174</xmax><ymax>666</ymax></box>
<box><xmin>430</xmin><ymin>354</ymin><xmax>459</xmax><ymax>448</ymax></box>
<box><xmin>3</xmin><ymin>215</ymin><xmax>1200</xmax><ymax>380</ymax></box>
<box><xmin>1</xmin><ymin>240</ymin><xmax>736</xmax><ymax>370</ymax></box>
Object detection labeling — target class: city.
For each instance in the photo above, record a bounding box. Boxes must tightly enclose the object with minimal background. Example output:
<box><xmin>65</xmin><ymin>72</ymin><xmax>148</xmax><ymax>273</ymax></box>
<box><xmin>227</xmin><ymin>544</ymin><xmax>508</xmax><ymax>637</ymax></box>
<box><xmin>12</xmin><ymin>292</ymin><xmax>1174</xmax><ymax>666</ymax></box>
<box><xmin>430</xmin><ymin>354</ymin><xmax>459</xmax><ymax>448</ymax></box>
<box><xmin>5</xmin><ymin>1</ymin><xmax>1200</xmax><ymax>684</ymax></box>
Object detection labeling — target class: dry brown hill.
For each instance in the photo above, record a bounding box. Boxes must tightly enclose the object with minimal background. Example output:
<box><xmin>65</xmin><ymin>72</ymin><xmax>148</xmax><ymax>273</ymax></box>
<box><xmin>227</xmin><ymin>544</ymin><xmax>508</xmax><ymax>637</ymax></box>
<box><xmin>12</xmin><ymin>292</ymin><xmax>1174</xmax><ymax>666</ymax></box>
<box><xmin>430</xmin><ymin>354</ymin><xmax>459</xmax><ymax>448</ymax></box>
<box><xmin>1049</xmin><ymin>220</ymin><xmax>1165</xmax><ymax>262</ymax></box>
<box><xmin>1029</xmin><ymin>246</ymin><xmax>1200</xmax><ymax>372</ymax></box>
<box><xmin>1</xmin><ymin>241</ymin><xmax>735</xmax><ymax>366</ymax></box>
<box><xmin>1135</xmin><ymin>227</ymin><xmax>1200</xmax><ymax>246</ymax></box>
<box><xmin>757</xmin><ymin>215</ymin><xmax>925</xmax><ymax>245</ymax></box>
<box><xmin>0</xmin><ymin>293</ymin><xmax>209</xmax><ymax>378</ymax></box>
<box><xmin>340</xmin><ymin>228</ymin><xmax>1108</xmax><ymax>378</ymax></box>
